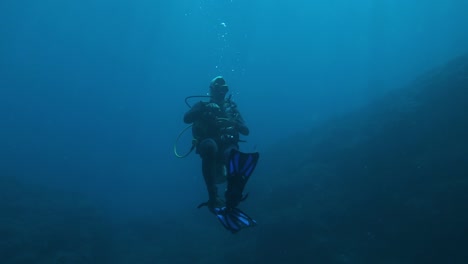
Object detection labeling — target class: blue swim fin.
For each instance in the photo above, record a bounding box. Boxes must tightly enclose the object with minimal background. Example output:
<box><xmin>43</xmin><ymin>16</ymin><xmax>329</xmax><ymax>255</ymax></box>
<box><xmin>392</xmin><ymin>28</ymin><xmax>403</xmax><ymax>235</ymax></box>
<box><xmin>224</xmin><ymin>149</ymin><xmax>260</xmax><ymax>209</ymax></box>
<box><xmin>214</xmin><ymin>207</ymin><xmax>257</xmax><ymax>233</ymax></box>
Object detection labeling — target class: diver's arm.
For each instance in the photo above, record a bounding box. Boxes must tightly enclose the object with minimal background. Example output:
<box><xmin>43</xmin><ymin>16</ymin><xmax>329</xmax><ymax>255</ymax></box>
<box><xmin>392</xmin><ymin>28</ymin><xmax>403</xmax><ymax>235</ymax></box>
<box><xmin>237</xmin><ymin>121</ymin><xmax>249</xmax><ymax>136</ymax></box>
<box><xmin>234</xmin><ymin>111</ymin><xmax>249</xmax><ymax>136</ymax></box>
<box><xmin>183</xmin><ymin>102</ymin><xmax>205</xmax><ymax>124</ymax></box>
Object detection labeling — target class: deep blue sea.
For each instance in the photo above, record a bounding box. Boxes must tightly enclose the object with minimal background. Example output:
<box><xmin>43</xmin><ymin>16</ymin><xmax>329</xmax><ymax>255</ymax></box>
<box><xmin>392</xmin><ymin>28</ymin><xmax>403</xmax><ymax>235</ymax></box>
<box><xmin>1</xmin><ymin>0</ymin><xmax>467</xmax><ymax>263</ymax></box>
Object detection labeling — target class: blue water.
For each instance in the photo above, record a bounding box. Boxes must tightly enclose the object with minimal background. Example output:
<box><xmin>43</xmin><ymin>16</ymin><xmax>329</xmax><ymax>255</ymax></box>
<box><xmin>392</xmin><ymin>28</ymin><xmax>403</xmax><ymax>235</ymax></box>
<box><xmin>1</xmin><ymin>0</ymin><xmax>467</xmax><ymax>263</ymax></box>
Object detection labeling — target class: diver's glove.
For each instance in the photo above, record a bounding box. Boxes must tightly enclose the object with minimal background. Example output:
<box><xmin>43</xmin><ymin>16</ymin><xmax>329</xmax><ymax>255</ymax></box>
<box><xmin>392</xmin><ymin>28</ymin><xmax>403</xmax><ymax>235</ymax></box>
<box><xmin>202</xmin><ymin>102</ymin><xmax>221</xmax><ymax>120</ymax></box>
<box><xmin>205</xmin><ymin>102</ymin><xmax>220</xmax><ymax>113</ymax></box>
<box><xmin>218</xmin><ymin>118</ymin><xmax>242</xmax><ymax>129</ymax></box>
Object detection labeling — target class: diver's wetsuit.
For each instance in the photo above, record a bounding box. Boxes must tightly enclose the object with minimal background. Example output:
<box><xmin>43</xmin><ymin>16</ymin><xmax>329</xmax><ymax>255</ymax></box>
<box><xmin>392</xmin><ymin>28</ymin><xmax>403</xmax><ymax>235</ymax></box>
<box><xmin>183</xmin><ymin>100</ymin><xmax>249</xmax><ymax>206</ymax></box>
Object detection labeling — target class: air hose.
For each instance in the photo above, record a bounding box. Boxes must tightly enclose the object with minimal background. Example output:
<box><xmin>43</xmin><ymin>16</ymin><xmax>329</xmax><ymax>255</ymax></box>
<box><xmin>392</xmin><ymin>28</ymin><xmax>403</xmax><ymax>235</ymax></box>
<box><xmin>173</xmin><ymin>95</ymin><xmax>211</xmax><ymax>158</ymax></box>
<box><xmin>173</xmin><ymin>124</ymin><xmax>196</xmax><ymax>158</ymax></box>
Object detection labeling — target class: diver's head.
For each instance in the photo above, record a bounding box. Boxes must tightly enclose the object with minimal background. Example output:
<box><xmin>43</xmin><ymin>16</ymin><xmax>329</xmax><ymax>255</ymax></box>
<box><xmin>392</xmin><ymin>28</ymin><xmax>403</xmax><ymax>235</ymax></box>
<box><xmin>209</xmin><ymin>76</ymin><xmax>228</xmax><ymax>102</ymax></box>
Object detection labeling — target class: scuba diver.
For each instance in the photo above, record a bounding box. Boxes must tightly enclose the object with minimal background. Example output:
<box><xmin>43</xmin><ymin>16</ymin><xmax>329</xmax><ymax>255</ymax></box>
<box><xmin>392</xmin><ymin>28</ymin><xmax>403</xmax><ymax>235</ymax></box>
<box><xmin>182</xmin><ymin>76</ymin><xmax>259</xmax><ymax>233</ymax></box>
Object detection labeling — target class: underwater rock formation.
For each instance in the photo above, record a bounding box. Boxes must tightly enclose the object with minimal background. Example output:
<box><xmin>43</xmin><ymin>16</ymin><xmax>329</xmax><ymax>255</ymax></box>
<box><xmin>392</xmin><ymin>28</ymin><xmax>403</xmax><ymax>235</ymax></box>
<box><xmin>253</xmin><ymin>54</ymin><xmax>468</xmax><ymax>264</ymax></box>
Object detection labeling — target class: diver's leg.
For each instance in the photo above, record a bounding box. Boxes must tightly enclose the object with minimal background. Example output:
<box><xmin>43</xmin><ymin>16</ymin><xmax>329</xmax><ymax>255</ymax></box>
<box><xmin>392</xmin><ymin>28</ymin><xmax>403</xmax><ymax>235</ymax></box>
<box><xmin>223</xmin><ymin>144</ymin><xmax>239</xmax><ymax>165</ymax></box>
<box><xmin>198</xmin><ymin>139</ymin><xmax>221</xmax><ymax>207</ymax></box>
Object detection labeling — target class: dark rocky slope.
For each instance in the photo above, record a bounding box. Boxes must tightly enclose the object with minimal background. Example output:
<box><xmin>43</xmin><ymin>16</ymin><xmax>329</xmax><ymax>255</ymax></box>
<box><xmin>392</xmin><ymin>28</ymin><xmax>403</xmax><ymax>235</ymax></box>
<box><xmin>250</xmin><ymin>54</ymin><xmax>468</xmax><ymax>264</ymax></box>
